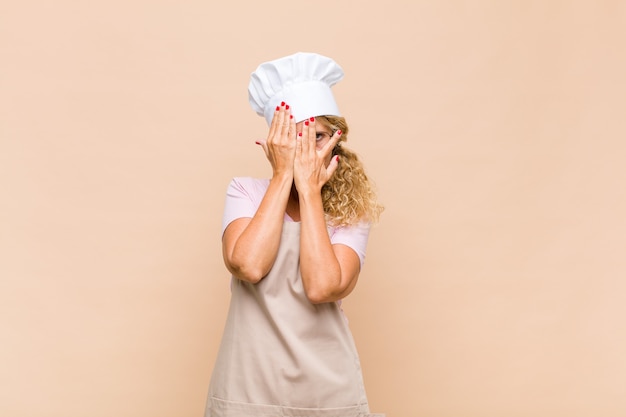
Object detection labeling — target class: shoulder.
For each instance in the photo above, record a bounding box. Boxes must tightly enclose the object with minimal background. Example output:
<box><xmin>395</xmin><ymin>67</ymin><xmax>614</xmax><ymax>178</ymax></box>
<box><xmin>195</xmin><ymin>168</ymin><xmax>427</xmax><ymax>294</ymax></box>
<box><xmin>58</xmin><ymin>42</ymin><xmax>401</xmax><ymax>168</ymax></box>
<box><xmin>329</xmin><ymin>221</ymin><xmax>372</xmax><ymax>267</ymax></box>
<box><xmin>221</xmin><ymin>177</ymin><xmax>270</xmax><ymax>236</ymax></box>
<box><xmin>329</xmin><ymin>221</ymin><xmax>371</xmax><ymax>242</ymax></box>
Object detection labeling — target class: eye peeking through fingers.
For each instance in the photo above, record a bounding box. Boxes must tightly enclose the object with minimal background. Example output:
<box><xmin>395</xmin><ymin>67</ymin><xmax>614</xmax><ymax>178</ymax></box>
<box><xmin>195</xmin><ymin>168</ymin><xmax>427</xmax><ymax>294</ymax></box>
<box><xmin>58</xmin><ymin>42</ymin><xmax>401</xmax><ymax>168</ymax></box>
<box><xmin>315</xmin><ymin>131</ymin><xmax>332</xmax><ymax>142</ymax></box>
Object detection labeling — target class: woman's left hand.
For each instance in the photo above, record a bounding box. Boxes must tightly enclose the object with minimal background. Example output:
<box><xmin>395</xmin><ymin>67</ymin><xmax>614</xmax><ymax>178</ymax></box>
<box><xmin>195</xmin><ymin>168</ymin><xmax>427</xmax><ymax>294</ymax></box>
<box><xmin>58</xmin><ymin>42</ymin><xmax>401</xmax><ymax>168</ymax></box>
<box><xmin>293</xmin><ymin>117</ymin><xmax>341</xmax><ymax>194</ymax></box>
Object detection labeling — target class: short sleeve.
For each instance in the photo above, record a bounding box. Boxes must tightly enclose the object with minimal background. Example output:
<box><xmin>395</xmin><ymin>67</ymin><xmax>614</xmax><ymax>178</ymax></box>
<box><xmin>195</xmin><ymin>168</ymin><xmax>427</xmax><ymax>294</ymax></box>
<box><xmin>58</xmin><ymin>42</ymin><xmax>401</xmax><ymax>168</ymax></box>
<box><xmin>329</xmin><ymin>222</ymin><xmax>371</xmax><ymax>268</ymax></box>
<box><xmin>221</xmin><ymin>177</ymin><xmax>269</xmax><ymax>235</ymax></box>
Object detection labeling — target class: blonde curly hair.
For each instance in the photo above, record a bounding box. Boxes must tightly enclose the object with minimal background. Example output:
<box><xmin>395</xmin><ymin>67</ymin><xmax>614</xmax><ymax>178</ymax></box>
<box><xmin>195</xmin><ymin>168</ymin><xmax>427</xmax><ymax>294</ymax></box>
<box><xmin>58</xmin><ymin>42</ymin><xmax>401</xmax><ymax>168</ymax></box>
<box><xmin>317</xmin><ymin>115</ymin><xmax>384</xmax><ymax>226</ymax></box>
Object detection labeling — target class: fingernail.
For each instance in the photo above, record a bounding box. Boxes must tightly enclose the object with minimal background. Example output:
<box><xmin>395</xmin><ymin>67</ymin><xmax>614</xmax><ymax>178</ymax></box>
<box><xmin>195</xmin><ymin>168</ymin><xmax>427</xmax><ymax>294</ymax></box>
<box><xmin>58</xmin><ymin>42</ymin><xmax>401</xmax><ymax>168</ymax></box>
<box><xmin>281</xmin><ymin>101</ymin><xmax>285</xmax><ymax>107</ymax></box>
<box><xmin>337</xmin><ymin>130</ymin><xmax>342</xmax><ymax>135</ymax></box>
<box><xmin>310</xmin><ymin>117</ymin><xmax>315</xmax><ymax>122</ymax></box>
<box><xmin>255</xmin><ymin>141</ymin><xmax>261</xmax><ymax>145</ymax></box>
<box><xmin>285</xmin><ymin>104</ymin><xmax>290</xmax><ymax>110</ymax></box>
<box><xmin>290</xmin><ymin>115</ymin><xmax>293</xmax><ymax>119</ymax></box>
<box><xmin>336</xmin><ymin>155</ymin><xmax>340</xmax><ymax>162</ymax></box>
<box><xmin>275</xmin><ymin>106</ymin><xmax>280</xmax><ymax>111</ymax></box>
<box><xmin>298</xmin><ymin>132</ymin><xmax>302</xmax><ymax>137</ymax></box>
<box><xmin>305</xmin><ymin>121</ymin><xmax>309</xmax><ymax>126</ymax></box>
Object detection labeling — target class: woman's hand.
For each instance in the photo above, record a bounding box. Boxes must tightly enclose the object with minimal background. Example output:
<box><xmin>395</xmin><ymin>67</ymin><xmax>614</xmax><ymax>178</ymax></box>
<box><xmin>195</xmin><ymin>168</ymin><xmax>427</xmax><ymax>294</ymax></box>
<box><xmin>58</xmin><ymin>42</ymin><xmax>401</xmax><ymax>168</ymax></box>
<box><xmin>256</xmin><ymin>103</ymin><xmax>296</xmax><ymax>179</ymax></box>
<box><xmin>294</xmin><ymin>117</ymin><xmax>359</xmax><ymax>304</ymax></box>
<box><xmin>226</xmin><ymin>104</ymin><xmax>296</xmax><ymax>283</ymax></box>
<box><xmin>293</xmin><ymin>117</ymin><xmax>341</xmax><ymax>194</ymax></box>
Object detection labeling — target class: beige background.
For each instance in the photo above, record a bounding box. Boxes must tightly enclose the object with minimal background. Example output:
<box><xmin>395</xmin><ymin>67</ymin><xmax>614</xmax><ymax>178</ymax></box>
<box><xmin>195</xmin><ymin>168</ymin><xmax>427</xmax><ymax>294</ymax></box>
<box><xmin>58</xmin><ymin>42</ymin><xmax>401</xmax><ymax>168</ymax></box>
<box><xmin>1</xmin><ymin>1</ymin><xmax>625</xmax><ymax>416</ymax></box>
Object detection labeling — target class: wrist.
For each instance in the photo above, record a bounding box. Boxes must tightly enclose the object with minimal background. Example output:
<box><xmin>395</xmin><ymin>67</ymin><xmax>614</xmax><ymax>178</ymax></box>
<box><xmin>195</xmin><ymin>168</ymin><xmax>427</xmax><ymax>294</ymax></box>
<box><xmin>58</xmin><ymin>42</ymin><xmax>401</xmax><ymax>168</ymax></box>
<box><xmin>297</xmin><ymin>186</ymin><xmax>322</xmax><ymax>203</ymax></box>
<box><xmin>270</xmin><ymin>173</ymin><xmax>295</xmax><ymax>198</ymax></box>
<box><xmin>271</xmin><ymin>170</ymin><xmax>293</xmax><ymax>183</ymax></box>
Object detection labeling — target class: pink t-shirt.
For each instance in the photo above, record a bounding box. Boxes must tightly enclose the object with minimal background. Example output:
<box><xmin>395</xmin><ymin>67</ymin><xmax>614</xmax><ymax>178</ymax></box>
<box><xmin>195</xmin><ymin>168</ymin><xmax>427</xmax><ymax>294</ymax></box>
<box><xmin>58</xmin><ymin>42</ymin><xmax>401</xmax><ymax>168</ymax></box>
<box><xmin>221</xmin><ymin>177</ymin><xmax>371</xmax><ymax>267</ymax></box>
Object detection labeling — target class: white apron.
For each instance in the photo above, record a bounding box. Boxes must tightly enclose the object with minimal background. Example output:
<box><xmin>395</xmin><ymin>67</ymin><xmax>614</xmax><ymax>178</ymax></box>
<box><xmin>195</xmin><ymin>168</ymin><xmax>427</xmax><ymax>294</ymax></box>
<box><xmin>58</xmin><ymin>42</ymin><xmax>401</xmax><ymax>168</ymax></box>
<box><xmin>205</xmin><ymin>221</ymin><xmax>384</xmax><ymax>417</ymax></box>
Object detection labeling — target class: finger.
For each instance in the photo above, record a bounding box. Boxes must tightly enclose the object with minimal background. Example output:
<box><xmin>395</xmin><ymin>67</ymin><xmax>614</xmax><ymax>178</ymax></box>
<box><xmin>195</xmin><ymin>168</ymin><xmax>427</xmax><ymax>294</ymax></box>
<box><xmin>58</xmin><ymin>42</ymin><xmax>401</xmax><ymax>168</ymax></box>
<box><xmin>309</xmin><ymin>117</ymin><xmax>318</xmax><ymax>153</ymax></box>
<box><xmin>296</xmin><ymin>131</ymin><xmax>303</xmax><ymax>158</ymax></box>
<box><xmin>320</xmin><ymin>129</ymin><xmax>342</xmax><ymax>158</ymax></box>
<box><xmin>267</xmin><ymin>105</ymin><xmax>281</xmax><ymax>142</ymax></box>
<box><xmin>279</xmin><ymin>103</ymin><xmax>291</xmax><ymax>139</ymax></box>
<box><xmin>326</xmin><ymin>154</ymin><xmax>340</xmax><ymax>179</ymax></box>
<box><xmin>272</xmin><ymin>104</ymin><xmax>286</xmax><ymax>143</ymax></box>
<box><xmin>288</xmin><ymin>109</ymin><xmax>296</xmax><ymax>141</ymax></box>
<box><xmin>303</xmin><ymin>117</ymin><xmax>315</xmax><ymax>155</ymax></box>
<box><xmin>255</xmin><ymin>139</ymin><xmax>269</xmax><ymax>157</ymax></box>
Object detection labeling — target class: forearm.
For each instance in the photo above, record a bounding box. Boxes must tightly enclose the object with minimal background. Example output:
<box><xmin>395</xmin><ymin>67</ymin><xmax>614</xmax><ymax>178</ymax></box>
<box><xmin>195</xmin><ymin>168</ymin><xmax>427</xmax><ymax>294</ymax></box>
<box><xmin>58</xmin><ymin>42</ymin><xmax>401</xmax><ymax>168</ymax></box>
<box><xmin>298</xmin><ymin>190</ymin><xmax>343</xmax><ymax>303</ymax></box>
<box><xmin>226</xmin><ymin>174</ymin><xmax>292</xmax><ymax>282</ymax></box>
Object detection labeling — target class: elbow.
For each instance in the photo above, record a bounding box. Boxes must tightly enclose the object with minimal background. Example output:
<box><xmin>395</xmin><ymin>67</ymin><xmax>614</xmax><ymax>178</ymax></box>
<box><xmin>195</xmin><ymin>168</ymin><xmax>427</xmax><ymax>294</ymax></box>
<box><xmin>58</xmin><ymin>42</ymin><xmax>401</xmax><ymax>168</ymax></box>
<box><xmin>305</xmin><ymin>290</ymin><xmax>328</xmax><ymax>305</ymax></box>
<box><xmin>305</xmin><ymin>285</ymin><xmax>342</xmax><ymax>305</ymax></box>
<box><xmin>236</xmin><ymin>269</ymin><xmax>265</xmax><ymax>284</ymax></box>
<box><xmin>224</xmin><ymin>249</ymin><xmax>269</xmax><ymax>284</ymax></box>
<box><xmin>226</xmin><ymin>258</ymin><xmax>267</xmax><ymax>284</ymax></box>
<box><xmin>303</xmin><ymin>270</ymin><xmax>350</xmax><ymax>304</ymax></box>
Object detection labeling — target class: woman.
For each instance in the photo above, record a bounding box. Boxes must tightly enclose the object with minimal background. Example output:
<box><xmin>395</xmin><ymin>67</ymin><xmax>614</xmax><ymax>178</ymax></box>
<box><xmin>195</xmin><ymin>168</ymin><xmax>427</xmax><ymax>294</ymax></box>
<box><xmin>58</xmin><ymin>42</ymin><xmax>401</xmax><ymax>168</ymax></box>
<box><xmin>205</xmin><ymin>52</ymin><xmax>384</xmax><ymax>417</ymax></box>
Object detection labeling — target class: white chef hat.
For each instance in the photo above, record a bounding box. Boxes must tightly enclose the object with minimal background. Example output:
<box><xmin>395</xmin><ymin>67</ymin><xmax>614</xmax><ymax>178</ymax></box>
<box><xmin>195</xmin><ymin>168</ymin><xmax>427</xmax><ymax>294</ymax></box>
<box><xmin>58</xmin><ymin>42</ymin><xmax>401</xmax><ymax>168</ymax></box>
<box><xmin>248</xmin><ymin>52</ymin><xmax>344</xmax><ymax>125</ymax></box>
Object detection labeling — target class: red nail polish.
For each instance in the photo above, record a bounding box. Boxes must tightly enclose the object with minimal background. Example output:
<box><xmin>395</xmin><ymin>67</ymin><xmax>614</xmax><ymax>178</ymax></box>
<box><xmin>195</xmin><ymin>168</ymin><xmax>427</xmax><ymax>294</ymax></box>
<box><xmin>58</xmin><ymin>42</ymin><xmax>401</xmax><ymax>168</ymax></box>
<box><xmin>310</xmin><ymin>117</ymin><xmax>315</xmax><ymax>122</ymax></box>
<box><xmin>255</xmin><ymin>141</ymin><xmax>261</xmax><ymax>145</ymax></box>
<box><xmin>336</xmin><ymin>155</ymin><xmax>340</xmax><ymax>162</ymax></box>
<box><xmin>305</xmin><ymin>121</ymin><xmax>309</xmax><ymax>126</ymax></box>
<box><xmin>290</xmin><ymin>115</ymin><xmax>293</xmax><ymax>119</ymax></box>
<box><xmin>281</xmin><ymin>101</ymin><xmax>285</xmax><ymax>106</ymax></box>
<box><xmin>298</xmin><ymin>132</ymin><xmax>302</xmax><ymax>137</ymax></box>
<box><xmin>285</xmin><ymin>104</ymin><xmax>290</xmax><ymax>110</ymax></box>
<box><xmin>337</xmin><ymin>130</ymin><xmax>342</xmax><ymax>135</ymax></box>
<box><xmin>276</xmin><ymin>106</ymin><xmax>280</xmax><ymax>111</ymax></box>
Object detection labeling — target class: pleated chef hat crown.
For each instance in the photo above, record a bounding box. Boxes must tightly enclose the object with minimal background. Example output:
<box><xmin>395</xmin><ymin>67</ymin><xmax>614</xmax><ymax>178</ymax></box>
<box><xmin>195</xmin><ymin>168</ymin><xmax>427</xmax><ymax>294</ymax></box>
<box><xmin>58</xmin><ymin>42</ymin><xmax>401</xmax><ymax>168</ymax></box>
<box><xmin>248</xmin><ymin>52</ymin><xmax>344</xmax><ymax>125</ymax></box>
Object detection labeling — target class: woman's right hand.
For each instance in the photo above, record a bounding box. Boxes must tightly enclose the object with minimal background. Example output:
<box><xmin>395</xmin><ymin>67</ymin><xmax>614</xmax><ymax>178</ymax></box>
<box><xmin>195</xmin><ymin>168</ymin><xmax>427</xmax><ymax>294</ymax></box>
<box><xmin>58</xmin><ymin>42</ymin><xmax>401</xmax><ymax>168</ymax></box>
<box><xmin>226</xmin><ymin>103</ymin><xmax>295</xmax><ymax>283</ymax></box>
<box><xmin>256</xmin><ymin>103</ymin><xmax>296</xmax><ymax>178</ymax></box>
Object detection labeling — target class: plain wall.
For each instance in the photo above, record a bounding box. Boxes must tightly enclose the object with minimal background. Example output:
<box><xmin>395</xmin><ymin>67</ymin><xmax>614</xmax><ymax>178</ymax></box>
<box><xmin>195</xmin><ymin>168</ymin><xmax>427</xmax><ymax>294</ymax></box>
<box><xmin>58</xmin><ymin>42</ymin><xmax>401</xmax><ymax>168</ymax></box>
<box><xmin>1</xmin><ymin>1</ymin><xmax>625</xmax><ymax>416</ymax></box>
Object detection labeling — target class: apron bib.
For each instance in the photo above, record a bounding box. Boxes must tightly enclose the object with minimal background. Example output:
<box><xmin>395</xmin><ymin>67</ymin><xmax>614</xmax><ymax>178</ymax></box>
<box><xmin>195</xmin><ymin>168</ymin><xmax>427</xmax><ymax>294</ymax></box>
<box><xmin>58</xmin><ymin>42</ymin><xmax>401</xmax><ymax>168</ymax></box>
<box><xmin>206</xmin><ymin>221</ymin><xmax>384</xmax><ymax>417</ymax></box>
